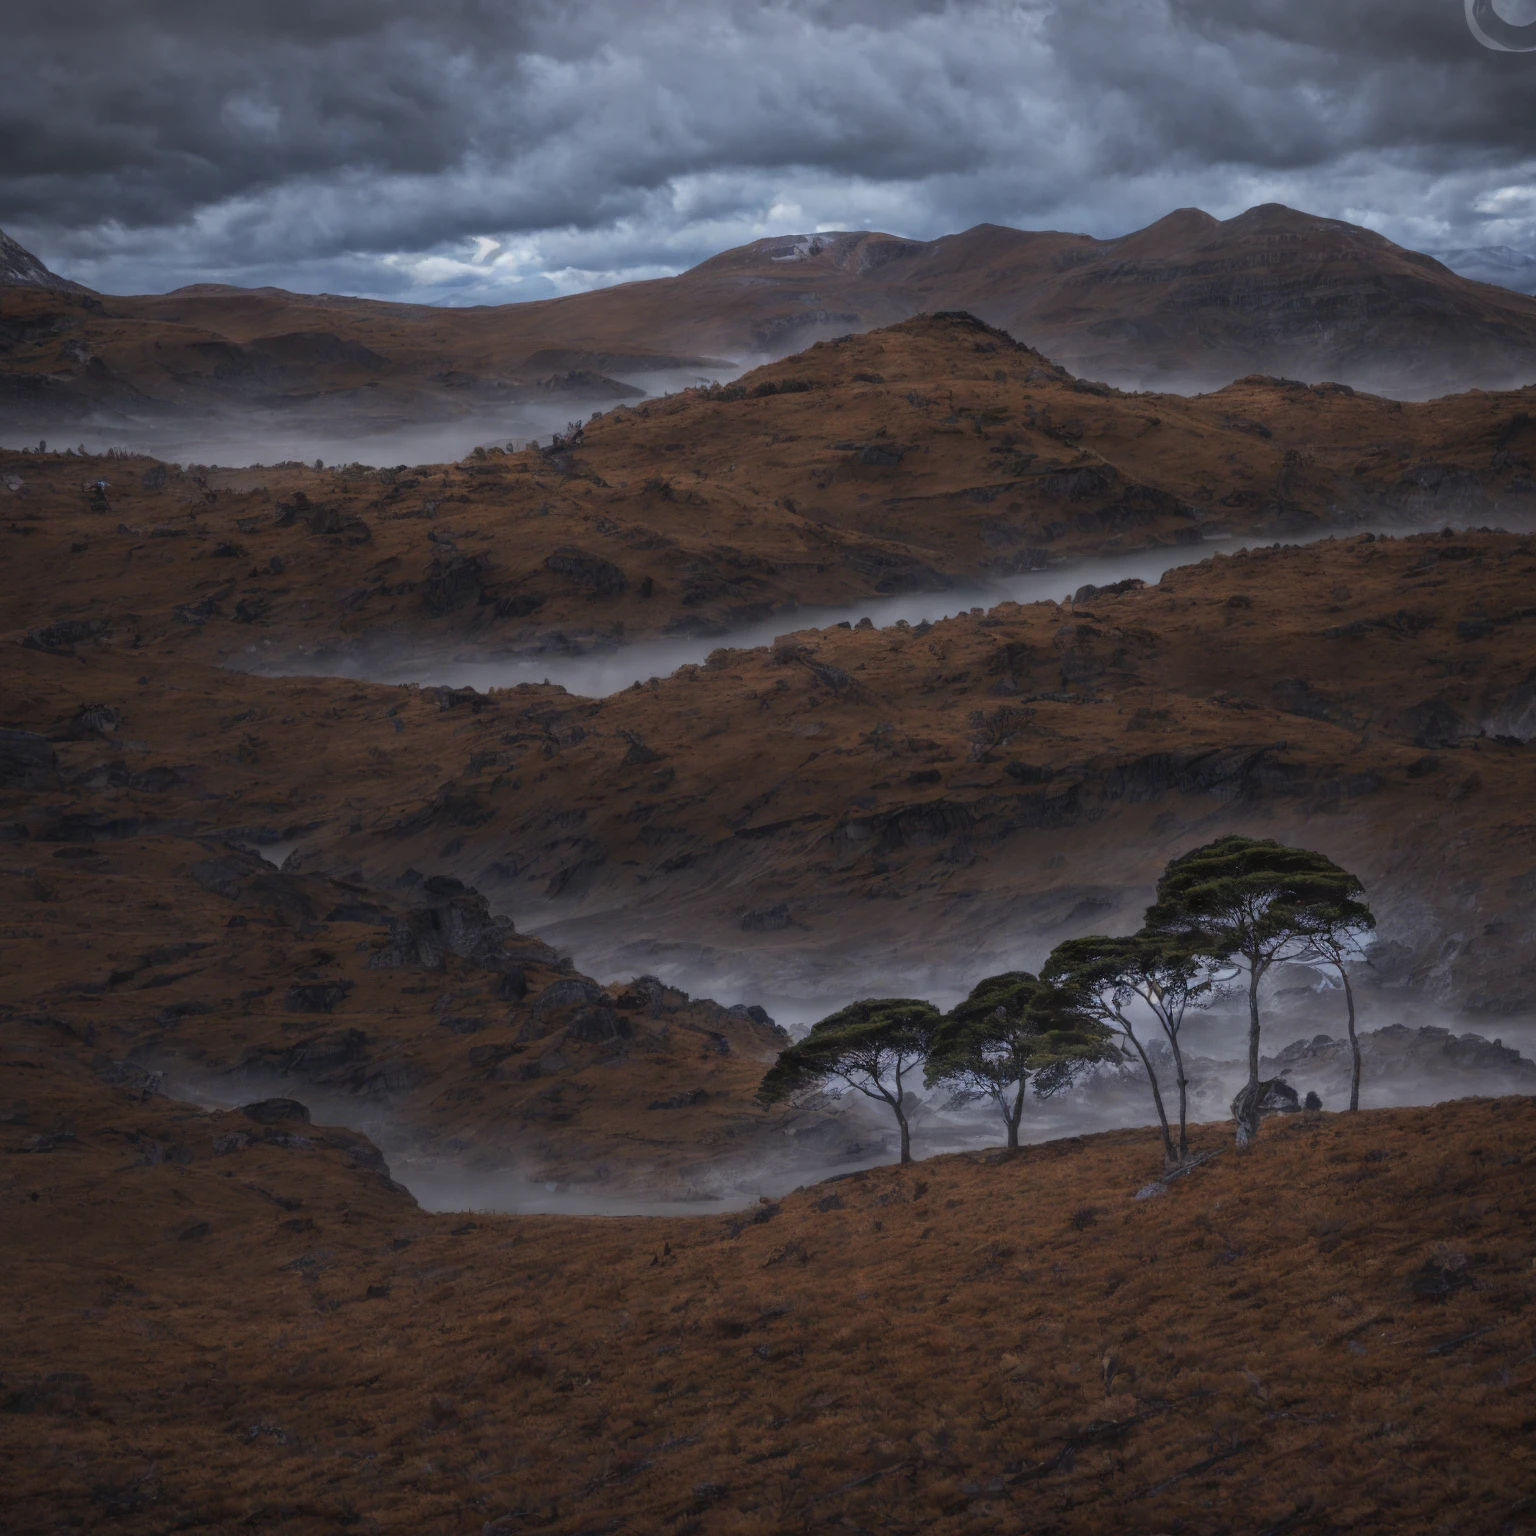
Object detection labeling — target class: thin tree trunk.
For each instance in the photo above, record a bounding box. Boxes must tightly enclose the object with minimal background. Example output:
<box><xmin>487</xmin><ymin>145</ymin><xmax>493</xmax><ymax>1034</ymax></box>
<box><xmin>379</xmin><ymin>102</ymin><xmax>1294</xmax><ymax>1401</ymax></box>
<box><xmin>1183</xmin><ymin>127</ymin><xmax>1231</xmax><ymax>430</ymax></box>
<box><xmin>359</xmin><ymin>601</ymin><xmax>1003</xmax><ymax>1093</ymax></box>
<box><xmin>1340</xmin><ymin>962</ymin><xmax>1360</xmax><ymax>1112</ymax></box>
<box><xmin>1006</xmin><ymin>1077</ymin><xmax>1025</xmax><ymax>1149</ymax></box>
<box><xmin>897</xmin><ymin>1109</ymin><xmax>911</xmax><ymax>1163</ymax></box>
<box><xmin>1167</xmin><ymin>1033</ymin><xmax>1190</xmax><ymax>1159</ymax></box>
<box><xmin>1238</xmin><ymin>956</ymin><xmax>1263</xmax><ymax>1149</ymax></box>
<box><xmin>1122</xmin><ymin>1025</ymin><xmax>1176</xmax><ymax>1167</ymax></box>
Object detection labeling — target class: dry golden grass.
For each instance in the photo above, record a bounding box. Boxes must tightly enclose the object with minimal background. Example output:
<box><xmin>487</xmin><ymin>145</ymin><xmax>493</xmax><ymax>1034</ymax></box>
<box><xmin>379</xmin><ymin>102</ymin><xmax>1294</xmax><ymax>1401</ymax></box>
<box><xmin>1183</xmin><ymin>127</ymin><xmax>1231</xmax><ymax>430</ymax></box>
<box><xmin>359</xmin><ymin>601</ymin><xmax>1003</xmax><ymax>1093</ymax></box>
<box><xmin>6</xmin><ymin>314</ymin><xmax>1536</xmax><ymax>670</ymax></box>
<box><xmin>4</xmin><ymin>309</ymin><xmax>1536</xmax><ymax>1536</ymax></box>
<box><xmin>0</xmin><ymin>834</ymin><xmax>791</xmax><ymax>1186</ymax></box>
<box><xmin>3</xmin><ymin>1057</ymin><xmax>1534</xmax><ymax>1534</ymax></box>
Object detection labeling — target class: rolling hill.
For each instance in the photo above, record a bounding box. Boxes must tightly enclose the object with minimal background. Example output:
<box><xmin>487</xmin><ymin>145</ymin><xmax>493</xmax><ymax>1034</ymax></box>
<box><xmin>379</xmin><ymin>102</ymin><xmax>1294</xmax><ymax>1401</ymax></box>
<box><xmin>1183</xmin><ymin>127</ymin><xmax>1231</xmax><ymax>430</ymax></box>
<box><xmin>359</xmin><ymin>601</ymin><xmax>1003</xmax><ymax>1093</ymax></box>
<box><xmin>9</xmin><ymin>204</ymin><xmax>1536</xmax><ymax>434</ymax></box>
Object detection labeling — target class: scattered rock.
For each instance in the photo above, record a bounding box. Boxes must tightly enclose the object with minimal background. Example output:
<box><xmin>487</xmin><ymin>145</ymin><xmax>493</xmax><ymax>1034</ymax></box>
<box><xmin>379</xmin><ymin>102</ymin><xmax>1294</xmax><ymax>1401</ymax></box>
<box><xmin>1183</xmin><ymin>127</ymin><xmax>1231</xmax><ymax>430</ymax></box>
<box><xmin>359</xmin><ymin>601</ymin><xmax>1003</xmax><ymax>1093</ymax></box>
<box><xmin>524</xmin><ymin>976</ymin><xmax>604</xmax><ymax>1023</ymax></box>
<box><xmin>649</xmin><ymin>1089</ymin><xmax>708</xmax><ymax>1110</ymax></box>
<box><xmin>726</xmin><ymin>1003</ymin><xmax>778</xmax><ymax>1030</ymax></box>
<box><xmin>241</xmin><ymin>1099</ymin><xmax>312</xmax><ymax>1126</ymax></box>
<box><xmin>21</xmin><ymin>617</ymin><xmax>108</xmax><ymax>656</ymax></box>
<box><xmin>544</xmin><ymin>546</ymin><xmax>626</xmax><ymax>597</ymax></box>
<box><xmin>1073</xmin><ymin>577</ymin><xmax>1145</xmax><ymax>603</ymax></box>
<box><xmin>369</xmin><ymin>880</ymin><xmax>527</xmax><ymax>972</ymax></box>
<box><xmin>284</xmin><ymin>980</ymin><xmax>354</xmax><ymax>1014</ymax></box>
<box><xmin>1231</xmin><ymin>1077</ymin><xmax>1300</xmax><ymax>1143</ymax></box>
<box><xmin>740</xmin><ymin>902</ymin><xmax>791</xmax><ymax>932</ymax></box>
<box><xmin>566</xmin><ymin>1005</ymin><xmax>628</xmax><ymax>1044</ymax></box>
<box><xmin>421</xmin><ymin>547</ymin><xmax>486</xmax><ymax>615</ymax></box>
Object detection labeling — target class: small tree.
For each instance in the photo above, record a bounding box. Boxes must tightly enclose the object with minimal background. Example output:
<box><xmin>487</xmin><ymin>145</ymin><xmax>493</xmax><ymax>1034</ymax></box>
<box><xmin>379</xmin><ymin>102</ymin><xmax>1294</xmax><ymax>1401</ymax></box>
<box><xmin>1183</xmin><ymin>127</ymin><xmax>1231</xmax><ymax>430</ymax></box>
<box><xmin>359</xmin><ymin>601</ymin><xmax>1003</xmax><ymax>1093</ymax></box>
<box><xmin>924</xmin><ymin>971</ymin><xmax>1115</xmax><ymax>1149</ymax></box>
<box><xmin>1144</xmin><ymin>836</ymin><xmax>1372</xmax><ymax>1148</ymax></box>
<box><xmin>1301</xmin><ymin>908</ymin><xmax>1377</xmax><ymax>1112</ymax></box>
<box><xmin>759</xmin><ymin>998</ymin><xmax>940</xmax><ymax>1164</ymax></box>
<box><xmin>1043</xmin><ymin>935</ymin><xmax>1189</xmax><ymax>1167</ymax></box>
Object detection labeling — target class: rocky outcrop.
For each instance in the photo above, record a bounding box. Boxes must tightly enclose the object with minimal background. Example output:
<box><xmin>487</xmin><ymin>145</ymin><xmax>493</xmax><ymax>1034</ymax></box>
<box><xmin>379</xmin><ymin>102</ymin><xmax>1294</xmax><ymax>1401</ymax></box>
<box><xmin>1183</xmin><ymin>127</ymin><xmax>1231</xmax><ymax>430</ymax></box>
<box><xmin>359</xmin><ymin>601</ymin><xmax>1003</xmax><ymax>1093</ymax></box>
<box><xmin>368</xmin><ymin>875</ymin><xmax>553</xmax><ymax>975</ymax></box>
<box><xmin>0</xmin><ymin>230</ymin><xmax>92</xmax><ymax>294</ymax></box>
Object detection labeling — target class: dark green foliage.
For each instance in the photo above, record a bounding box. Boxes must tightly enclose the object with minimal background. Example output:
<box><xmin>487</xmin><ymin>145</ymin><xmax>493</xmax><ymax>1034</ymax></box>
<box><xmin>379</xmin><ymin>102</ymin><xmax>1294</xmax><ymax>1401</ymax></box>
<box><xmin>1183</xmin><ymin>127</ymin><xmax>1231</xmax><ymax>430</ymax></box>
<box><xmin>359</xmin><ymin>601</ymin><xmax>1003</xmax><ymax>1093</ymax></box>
<box><xmin>1144</xmin><ymin>835</ymin><xmax>1374</xmax><ymax>1146</ymax></box>
<box><xmin>925</xmin><ymin>972</ymin><xmax>1114</xmax><ymax>1149</ymax></box>
<box><xmin>1043</xmin><ymin>934</ymin><xmax>1211</xmax><ymax>1163</ymax></box>
<box><xmin>759</xmin><ymin>997</ymin><xmax>941</xmax><ymax>1163</ymax></box>
<box><xmin>1145</xmin><ymin>835</ymin><xmax>1372</xmax><ymax>960</ymax></box>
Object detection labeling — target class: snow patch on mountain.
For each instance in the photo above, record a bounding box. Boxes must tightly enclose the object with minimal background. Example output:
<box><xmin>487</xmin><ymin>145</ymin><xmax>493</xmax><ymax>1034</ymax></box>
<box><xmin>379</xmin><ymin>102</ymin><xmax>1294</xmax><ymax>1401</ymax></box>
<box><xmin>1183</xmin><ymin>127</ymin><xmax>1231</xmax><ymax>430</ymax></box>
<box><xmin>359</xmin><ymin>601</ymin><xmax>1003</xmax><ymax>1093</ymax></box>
<box><xmin>0</xmin><ymin>229</ymin><xmax>92</xmax><ymax>293</ymax></box>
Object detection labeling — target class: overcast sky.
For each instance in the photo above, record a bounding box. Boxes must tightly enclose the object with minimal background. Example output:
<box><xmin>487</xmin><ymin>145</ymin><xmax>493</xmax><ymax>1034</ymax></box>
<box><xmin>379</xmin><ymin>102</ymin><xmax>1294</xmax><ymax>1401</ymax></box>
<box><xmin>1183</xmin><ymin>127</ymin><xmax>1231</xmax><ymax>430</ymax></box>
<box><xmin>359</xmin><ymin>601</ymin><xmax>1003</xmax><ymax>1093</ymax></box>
<box><xmin>6</xmin><ymin>0</ymin><xmax>1536</xmax><ymax>302</ymax></box>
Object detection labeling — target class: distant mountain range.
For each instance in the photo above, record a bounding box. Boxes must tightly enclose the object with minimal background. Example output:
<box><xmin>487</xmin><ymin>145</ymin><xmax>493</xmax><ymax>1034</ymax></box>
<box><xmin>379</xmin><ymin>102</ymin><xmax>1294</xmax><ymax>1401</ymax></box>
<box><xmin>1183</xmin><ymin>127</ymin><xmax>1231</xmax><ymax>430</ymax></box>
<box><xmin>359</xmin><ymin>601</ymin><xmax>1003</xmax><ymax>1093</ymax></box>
<box><xmin>1428</xmin><ymin>244</ymin><xmax>1536</xmax><ymax>295</ymax></box>
<box><xmin>8</xmin><ymin>204</ymin><xmax>1536</xmax><ymax>417</ymax></box>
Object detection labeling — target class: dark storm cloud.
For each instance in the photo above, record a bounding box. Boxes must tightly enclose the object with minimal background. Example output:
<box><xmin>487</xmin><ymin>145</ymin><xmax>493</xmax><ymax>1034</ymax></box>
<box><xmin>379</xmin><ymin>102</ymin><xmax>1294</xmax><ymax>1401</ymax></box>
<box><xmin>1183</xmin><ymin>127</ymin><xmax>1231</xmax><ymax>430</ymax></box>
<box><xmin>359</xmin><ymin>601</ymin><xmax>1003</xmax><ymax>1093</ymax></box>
<box><xmin>5</xmin><ymin>0</ymin><xmax>1536</xmax><ymax>299</ymax></box>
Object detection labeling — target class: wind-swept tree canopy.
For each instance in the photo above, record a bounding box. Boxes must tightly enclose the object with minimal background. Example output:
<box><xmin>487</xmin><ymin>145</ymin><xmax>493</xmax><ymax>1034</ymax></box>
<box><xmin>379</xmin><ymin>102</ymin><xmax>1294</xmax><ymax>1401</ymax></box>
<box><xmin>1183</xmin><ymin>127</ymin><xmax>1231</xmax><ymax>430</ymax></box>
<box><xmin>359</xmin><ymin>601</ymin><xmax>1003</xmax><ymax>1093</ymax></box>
<box><xmin>1042</xmin><ymin>932</ymin><xmax>1211</xmax><ymax>1160</ymax></box>
<box><xmin>1144</xmin><ymin>835</ymin><xmax>1372</xmax><ymax>1147</ymax></box>
<box><xmin>925</xmin><ymin>971</ymin><xmax>1115</xmax><ymax>1149</ymax></box>
<box><xmin>1043</xmin><ymin>935</ymin><xmax>1179</xmax><ymax>1165</ymax></box>
<box><xmin>759</xmin><ymin>997</ymin><xmax>940</xmax><ymax>1164</ymax></box>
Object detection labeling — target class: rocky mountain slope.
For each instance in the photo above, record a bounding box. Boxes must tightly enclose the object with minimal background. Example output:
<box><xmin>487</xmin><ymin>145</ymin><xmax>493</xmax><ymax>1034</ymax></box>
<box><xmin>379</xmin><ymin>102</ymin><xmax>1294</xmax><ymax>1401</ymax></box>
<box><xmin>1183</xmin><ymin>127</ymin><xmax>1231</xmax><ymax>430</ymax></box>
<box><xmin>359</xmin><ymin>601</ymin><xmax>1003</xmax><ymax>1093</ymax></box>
<box><xmin>8</xmin><ymin>203</ymin><xmax>1536</xmax><ymax>434</ymax></box>
<box><xmin>298</xmin><ymin>525</ymin><xmax>1536</xmax><ymax>1018</ymax></box>
<box><xmin>0</xmin><ymin>229</ymin><xmax>89</xmax><ymax>294</ymax></box>
<box><xmin>5</xmin><ymin>519</ymin><xmax>1536</xmax><ymax>1184</ymax></box>
<box><xmin>0</xmin><ymin>706</ymin><xmax>801</xmax><ymax>1191</ymax></box>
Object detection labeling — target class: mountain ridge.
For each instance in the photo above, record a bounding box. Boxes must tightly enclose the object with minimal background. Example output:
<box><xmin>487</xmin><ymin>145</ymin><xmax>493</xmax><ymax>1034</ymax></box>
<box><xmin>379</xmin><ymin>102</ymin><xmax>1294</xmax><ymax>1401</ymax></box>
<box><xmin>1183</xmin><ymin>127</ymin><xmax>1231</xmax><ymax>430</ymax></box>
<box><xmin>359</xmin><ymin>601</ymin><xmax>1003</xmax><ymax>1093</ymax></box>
<box><xmin>9</xmin><ymin>203</ymin><xmax>1536</xmax><ymax>413</ymax></box>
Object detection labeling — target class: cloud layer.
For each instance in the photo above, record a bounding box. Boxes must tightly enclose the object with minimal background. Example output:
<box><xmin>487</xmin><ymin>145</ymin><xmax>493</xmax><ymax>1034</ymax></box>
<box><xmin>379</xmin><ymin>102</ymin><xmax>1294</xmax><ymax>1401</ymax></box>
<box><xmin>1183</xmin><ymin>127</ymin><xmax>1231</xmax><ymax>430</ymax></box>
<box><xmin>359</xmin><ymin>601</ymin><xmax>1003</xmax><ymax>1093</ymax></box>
<box><xmin>6</xmin><ymin>0</ymin><xmax>1536</xmax><ymax>299</ymax></box>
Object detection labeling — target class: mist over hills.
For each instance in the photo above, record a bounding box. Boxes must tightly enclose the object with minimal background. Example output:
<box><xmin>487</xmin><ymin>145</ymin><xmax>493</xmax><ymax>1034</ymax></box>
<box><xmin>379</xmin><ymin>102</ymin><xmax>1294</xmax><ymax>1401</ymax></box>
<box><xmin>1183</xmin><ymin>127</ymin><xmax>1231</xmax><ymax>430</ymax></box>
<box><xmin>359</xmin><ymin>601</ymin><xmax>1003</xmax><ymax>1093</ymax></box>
<box><xmin>9</xmin><ymin>226</ymin><xmax>1536</xmax><ymax>1528</ymax></box>
<box><xmin>1430</xmin><ymin>242</ymin><xmax>1536</xmax><ymax>295</ymax></box>
<box><xmin>9</xmin><ymin>203</ymin><xmax>1536</xmax><ymax>452</ymax></box>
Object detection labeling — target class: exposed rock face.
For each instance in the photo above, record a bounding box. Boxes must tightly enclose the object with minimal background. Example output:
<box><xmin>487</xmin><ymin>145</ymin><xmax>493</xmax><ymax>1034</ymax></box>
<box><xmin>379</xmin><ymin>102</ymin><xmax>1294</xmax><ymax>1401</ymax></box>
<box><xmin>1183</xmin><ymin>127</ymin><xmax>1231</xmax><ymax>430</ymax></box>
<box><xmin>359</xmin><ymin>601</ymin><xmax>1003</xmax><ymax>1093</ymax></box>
<box><xmin>544</xmin><ymin>546</ymin><xmax>626</xmax><ymax>597</ymax></box>
<box><xmin>240</xmin><ymin>1097</ymin><xmax>311</xmax><ymax>1126</ymax></box>
<box><xmin>0</xmin><ymin>229</ymin><xmax>92</xmax><ymax>294</ymax></box>
<box><xmin>1231</xmin><ymin>1078</ymin><xmax>1302</xmax><ymax>1145</ymax></box>
<box><xmin>367</xmin><ymin>876</ymin><xmax>532</xmax><ymax>973</ymax></box>
<box><xmin>1265</xmin><ymin>1024</ymin><xmax>1536</xmax><ymax>1101</ymax></box>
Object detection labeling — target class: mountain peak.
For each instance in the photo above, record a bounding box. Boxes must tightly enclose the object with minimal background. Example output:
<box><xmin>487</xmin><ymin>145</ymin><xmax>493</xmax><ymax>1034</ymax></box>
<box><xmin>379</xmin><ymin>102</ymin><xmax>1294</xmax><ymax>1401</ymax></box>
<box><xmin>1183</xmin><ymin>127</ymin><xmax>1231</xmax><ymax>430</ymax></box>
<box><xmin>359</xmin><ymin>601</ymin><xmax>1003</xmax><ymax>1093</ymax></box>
<box><xmin>0</xmin><ymin>229</ymin><xmax>93</xmax><ymax>294</ymax></box>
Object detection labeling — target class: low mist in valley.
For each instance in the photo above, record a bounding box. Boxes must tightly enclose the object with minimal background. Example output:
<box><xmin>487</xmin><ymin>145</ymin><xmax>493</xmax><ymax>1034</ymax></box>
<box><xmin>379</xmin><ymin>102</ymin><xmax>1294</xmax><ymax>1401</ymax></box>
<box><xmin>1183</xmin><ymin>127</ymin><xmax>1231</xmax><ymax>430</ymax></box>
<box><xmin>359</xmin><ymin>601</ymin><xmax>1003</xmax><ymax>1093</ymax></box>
<box><xmin>0</xmin><ymin>365</ymin><xmax>742</xmax><ymax>471</ymax></box>
<box><xmin>157</xmin><ymin>979</ymin><xmax>1536</xmax><ymax>1218</ymax></box>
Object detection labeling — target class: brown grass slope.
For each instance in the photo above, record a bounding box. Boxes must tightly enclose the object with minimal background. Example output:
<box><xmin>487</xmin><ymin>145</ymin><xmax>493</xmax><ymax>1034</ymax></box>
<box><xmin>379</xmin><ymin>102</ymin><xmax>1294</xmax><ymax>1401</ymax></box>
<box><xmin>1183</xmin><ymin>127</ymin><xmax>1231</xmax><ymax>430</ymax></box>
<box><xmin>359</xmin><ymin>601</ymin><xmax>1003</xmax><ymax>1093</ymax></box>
<box><xmin>2</xmin><ymin>523</ymin><xmax>1535</xmax><ymax>1174</ymax></box>
<box><xmin>3</xmin><ymin>1048</ymin><xmax>1535</xmax><ymax>1535</ymax></box>
<box><xmin>300</xmin><ymin>527</ymin><xmax>1536</xmax><ymax>1015</ymax></box>
<box><xmin>6</xmin><ymin>313</ymin><xmax>1536</xmax><ymax>667</ymax></box>
<box><xmin>0</xmin><ymin>800</ymin><xmax>793</xmax><ymax>1187</ymax></box>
